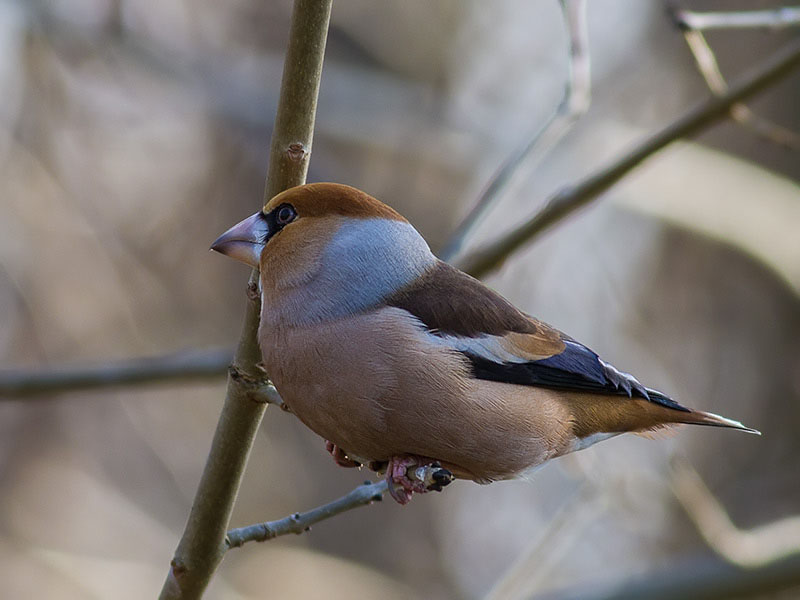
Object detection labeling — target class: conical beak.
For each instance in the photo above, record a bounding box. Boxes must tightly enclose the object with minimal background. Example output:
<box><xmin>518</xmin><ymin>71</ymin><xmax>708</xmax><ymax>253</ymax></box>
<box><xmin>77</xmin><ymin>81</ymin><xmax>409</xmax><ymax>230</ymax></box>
<box><xmin>210</xmin><ymin>211</ymin><xmax>269</xmax><ymax>267</ymax></box>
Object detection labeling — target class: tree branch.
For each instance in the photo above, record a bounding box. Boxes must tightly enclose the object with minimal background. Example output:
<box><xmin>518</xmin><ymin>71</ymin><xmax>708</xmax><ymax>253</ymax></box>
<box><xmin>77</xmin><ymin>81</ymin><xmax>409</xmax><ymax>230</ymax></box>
<box><xmin>223</xmin><ymin>461</ymin><xmax>454</xmax><ymax>547</ymax></box>
<box><xmin>543</xmin><ymin>554</ymin><xmax>800</xmax><ymax>600</ymax></box>
<box><xmin>454</xmin><ymin>37</ymin><xmax>800</xmax><ymax>279</ymax></box>
<box><xmin>440</xmin><ymin>0</ymin><xmax>591</xmax><ymax>262</ymax></box>
<box><xmin>485</xmin><ymin>482</ymin><xmax>606</xmax><ymax>600</ymax></box>
<box><xmin>226</xmin><ymin>481</ymin><xmax>388</xmax><ymax>549</ymax></box>
<box><xmin>0</xmin><ymin>348</ymin><xmax>232</xmax><ymax>398</ymax></box>
<box><xmin>671</xmin><ymin>6</ymin><xmax>800</xmax><ymax>31</ymax></box>
<box><xmin>159</xmin><ymin>1</ymin><xmax>332</xmax><ymax>598</ymax></box>
<box><xmin>670</xmin><ymin>457</ymin><xmax>800</xmax><ymax>568</ymax></box>
<box><xmin>678</xmin><ymin>21</ymin><xmax>800</xmax><ymax>149</ymax></box>
<box><xmin>534</xmin><ymin>455</ymin><xmax>800</xmax><ymax>600</ymax></box>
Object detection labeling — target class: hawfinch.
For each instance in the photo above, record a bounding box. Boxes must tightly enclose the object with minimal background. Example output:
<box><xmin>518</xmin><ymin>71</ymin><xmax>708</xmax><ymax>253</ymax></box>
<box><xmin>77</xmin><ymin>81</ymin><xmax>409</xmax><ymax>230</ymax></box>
<box><xmin>212</xmin><ymin>183</ymin><xmax>758</xmax><ymax>504</ymax></box>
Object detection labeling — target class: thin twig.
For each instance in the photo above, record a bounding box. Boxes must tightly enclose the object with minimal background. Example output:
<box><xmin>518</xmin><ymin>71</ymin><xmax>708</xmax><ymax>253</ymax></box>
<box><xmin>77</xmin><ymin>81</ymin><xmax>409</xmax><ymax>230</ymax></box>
<box><xmin>681</xmin><ymin>28</ymin><xmax>800</xmax><ymax>149</ymax></box>
<box><xmin>160</xmin><ymin>1</ymin><xmax>333</xmax><ymax>598</ymax></box>
<box><xmin>485</xmin><ymin>482</ymin><xmax>605</xmax><ymax>600</ymax></box>
<box><xmin>454</xmin><ymin>38</ymin><xmax>800</xmax><ymax>279</ymax></box>
<box><xmin>670</xmin><ymin>457</ymin><xmax>800</xmax><ymax>568</ymax></box>
<box><xmin>226</xmin><ymin>481</ymin><xmax>388</xmax><ymax>548</ymax></box>
<box><xmin>440</xmin><ymin>0</ymin><xmax>590</xmax><ymax>262</ymax></box>
<box><xmin>672</xmin><ymin>7</ymin><xmax>800</xmax><ymax>31</ymax></box>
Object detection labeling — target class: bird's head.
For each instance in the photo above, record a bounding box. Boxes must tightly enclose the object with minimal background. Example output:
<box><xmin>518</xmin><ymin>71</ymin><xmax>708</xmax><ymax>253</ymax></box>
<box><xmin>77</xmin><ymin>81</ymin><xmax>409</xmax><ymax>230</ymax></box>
<box><xmin>211</xmin><ymin>183</ymin><xmax>436</xmax><ymax>324</ymax></box>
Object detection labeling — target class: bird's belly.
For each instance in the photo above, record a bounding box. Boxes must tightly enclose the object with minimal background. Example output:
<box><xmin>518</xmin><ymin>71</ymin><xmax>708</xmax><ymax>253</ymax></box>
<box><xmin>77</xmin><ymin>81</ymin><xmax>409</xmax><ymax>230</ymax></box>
<box><xmin>260</xmin><ymin>310</ymin><xmax>410</xmax><ymax>462</ymax></box>
<box><xmin>260</xmin><ymin>307</ymin><xmax>577</xmax><ymax>480</ymax></box>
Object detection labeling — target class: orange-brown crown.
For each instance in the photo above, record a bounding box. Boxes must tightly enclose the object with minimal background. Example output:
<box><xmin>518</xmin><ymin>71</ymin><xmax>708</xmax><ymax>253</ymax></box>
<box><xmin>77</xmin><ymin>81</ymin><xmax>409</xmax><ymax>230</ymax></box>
<box><xmin>264</xmin><ymin>183</ymin><xmax>407</xmax><ymax>222</ymax></box>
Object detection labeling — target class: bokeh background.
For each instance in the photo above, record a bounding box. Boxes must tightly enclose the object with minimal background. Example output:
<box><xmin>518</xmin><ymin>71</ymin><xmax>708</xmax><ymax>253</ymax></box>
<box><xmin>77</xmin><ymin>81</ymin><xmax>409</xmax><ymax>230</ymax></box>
<box><xmin>0</xmin><ymin>0</ymin><xmax>798</xmax><ymax>598</ymax></box>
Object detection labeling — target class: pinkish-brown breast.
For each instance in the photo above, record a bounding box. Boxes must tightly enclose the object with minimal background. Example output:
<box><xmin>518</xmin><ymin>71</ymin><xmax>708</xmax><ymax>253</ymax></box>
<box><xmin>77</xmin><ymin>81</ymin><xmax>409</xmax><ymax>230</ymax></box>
<box><xmin>259</xmin><ymin>306</ymin><xmax>578</xmax><ymax>482</ymax></box>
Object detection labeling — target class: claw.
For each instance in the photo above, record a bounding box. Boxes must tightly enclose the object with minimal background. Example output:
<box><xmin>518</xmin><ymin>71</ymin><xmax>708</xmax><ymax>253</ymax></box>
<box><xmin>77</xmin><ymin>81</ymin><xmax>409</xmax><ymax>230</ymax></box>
<box><xmin>430</xmin><ymin>467</ymin><xmax>455</xmax><ymax>492</ymax></box>
<box><xmin>325</xmin><ymin>441</ymin><xmax>361</xmax><ymax>468</ymax></box>
<box><xmin>384</xmin><ymin>456</ymin><xmax>454</xmax><ymax>504</ymax></box>
<box><xmin>413</xmin><ymin>461</ymin><xmax>454</xmax><ymax>492</ymax></box>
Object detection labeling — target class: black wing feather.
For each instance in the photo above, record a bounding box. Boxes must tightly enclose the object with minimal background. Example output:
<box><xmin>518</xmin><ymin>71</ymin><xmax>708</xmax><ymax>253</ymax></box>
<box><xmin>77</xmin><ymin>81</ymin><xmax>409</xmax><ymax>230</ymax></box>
<box><xmin>464</xmin><ymin>340</ymin><xmax>689</xmax><ymax>412</ymax></box>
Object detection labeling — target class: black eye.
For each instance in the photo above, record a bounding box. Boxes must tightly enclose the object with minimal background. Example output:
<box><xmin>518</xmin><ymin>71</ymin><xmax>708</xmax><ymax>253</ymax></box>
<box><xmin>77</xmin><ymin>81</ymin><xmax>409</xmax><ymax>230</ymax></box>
<box><xmin>275</xmin><ymin>204</ymin><xmax>296</xmax><ymax>226</ymax></box>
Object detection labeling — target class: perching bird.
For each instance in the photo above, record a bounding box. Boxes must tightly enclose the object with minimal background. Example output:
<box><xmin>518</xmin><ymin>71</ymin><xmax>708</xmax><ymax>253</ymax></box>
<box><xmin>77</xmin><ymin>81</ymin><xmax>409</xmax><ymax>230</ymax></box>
<box><xmin>211</xmin><ymin>183</ymin><xmax>758</xmax><ymax>504</ymax></box>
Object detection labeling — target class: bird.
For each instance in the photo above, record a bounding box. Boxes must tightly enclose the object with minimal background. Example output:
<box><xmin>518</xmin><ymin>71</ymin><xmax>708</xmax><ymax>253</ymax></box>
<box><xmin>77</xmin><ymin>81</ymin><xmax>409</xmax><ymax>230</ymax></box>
<box><xmin>211</xmin><ymin>182</ymin><xmax>759</xmax><ymax>504</ymax></box>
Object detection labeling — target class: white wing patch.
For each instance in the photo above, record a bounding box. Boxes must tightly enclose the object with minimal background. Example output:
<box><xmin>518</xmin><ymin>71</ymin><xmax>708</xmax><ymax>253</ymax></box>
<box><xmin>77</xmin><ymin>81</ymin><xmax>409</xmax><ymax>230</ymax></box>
<box><xmin>429</xmin><ymin>332</ymin><xmax>530</xmax><ymax>364</ymax></box>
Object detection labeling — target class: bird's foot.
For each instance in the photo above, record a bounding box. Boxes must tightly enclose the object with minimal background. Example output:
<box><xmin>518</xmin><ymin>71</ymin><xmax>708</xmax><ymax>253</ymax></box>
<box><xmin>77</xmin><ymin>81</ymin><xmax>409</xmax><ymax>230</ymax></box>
<box><xmin>325</xmin><ymin>441</ymin><xmax>361</xmax><ymax>468</ymax></box>
<box><xmin>384</xmin><ymin>455</ymin><xmax>455</xmax><ymax>505</ymax></box>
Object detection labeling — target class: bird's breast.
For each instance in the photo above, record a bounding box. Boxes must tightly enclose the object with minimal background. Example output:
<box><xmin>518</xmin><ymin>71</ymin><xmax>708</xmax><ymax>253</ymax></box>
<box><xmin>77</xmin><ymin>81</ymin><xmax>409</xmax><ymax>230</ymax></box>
<box><xmin>258</xmin><ymin>306</ymin><xmax>580</xmax><ymax>480</ymax></box>
<box><xmin>259</xmin><ymin>306</ymin><xmax>455</xmax><ymax>461</ymax></box>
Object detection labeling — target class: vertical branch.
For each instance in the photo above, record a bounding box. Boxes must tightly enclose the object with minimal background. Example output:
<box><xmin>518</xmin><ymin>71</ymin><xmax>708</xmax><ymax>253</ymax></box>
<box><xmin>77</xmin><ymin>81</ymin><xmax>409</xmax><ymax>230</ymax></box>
<box><xmin>263</xmin><ymin>1</ymin><xmax>332</xmax><ymax>201</ymax></box>
<box><xmin>159</xmin><ymin>1</ymin><xmax>332</xmax><ymax>598</ymax></box>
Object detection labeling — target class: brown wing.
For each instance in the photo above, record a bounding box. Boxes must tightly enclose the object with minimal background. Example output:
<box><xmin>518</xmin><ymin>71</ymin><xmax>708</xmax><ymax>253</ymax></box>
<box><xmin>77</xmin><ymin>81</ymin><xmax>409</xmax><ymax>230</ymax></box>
<box><xmin>385</xmin><ymin>260</ymin><xmax>688</xmax><ymax>410</ymax></box>
<box><xmin>384</xmin><ymin>260</ymin><xmax>565</xmax><ymax>356</ymax></box>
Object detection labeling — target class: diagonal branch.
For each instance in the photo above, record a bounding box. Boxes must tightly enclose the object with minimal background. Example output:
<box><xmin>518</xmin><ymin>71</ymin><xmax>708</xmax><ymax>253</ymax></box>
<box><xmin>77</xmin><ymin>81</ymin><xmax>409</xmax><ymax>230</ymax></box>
<box><xmin>226</xmin><ymin>481</ymin><xmax>388</xmax><ymax>548</ymax></box>
<box><xmin>159</xmin><ymin>1</ymin><xmax>333</xmax><ymax>598</ymax></box>
<box><xmin>485</xmin><ymin>481</ymin><xmax>605</xmax><ymax>600</ymax></box>
<box><xmin>454</xmin><ymin>37</ymin><xmax>800</xmax><ymax>279</ymax></box>
<box><xmin>223</xmin><ymin>460</ymin><xmax>454</xmax><ymax>548</ymax></box>
<box><xmin>670</xmin><ymin>457</ymin><xmax>800</xmax><ymax>568</ymax></box>
<box><xmin>440</xmin><ymin>0</ymin><xmax>591</xmax><ymax>262</ymax></box>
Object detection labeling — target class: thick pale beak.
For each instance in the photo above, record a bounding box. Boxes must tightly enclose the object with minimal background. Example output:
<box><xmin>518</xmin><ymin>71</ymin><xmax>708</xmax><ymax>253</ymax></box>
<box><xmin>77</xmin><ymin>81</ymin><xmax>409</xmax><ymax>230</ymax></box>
<box><xmin>210</xmin><ymin>211</ymin><xmax>269</xmax><ymax>267</ymax></box>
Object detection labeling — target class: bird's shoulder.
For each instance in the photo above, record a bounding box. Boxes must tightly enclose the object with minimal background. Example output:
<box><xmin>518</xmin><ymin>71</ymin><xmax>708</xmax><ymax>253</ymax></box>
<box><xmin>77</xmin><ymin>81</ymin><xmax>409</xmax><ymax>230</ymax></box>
<box><xmin>384</xmin><ymin>259</ymin><xmax>563</xmax><ymax>350</ymax></box>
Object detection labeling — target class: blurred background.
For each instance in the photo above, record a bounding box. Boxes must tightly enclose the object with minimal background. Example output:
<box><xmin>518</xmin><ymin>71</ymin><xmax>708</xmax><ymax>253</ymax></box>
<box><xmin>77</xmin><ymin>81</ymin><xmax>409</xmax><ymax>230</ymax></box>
<box><xmin>0</xmin><ymin>0</ymin><xmax>798</xmax><ymax>598</ymax></box>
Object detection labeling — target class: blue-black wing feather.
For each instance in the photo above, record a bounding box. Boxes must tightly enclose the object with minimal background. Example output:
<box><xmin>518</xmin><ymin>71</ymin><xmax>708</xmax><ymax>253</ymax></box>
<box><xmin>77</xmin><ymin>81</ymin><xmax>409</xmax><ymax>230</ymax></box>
<box><xmin>464</xmin><ymin>340</ymin><xmax>689</xmax><ymax>412</ymax></box>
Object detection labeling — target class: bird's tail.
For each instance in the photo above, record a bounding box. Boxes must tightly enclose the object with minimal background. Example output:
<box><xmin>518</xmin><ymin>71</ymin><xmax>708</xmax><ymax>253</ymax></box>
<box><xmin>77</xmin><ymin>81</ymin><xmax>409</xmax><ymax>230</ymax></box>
<box><xmin>674</xmin><ymin>409</ymin><xmax>761</xmax><ymax>435</ymax></box>
<box><xmin>642</xmin><ymin>388</ymin><xmax>760</xmax><ymax>435</ymax></box>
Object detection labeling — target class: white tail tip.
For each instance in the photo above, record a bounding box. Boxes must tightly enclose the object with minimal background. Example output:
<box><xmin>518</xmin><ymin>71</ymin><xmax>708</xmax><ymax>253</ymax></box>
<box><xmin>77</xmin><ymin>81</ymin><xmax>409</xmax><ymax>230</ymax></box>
<box><xmin>701</xmin><ymin>411</ymin><xmax>761</xmax><ymax>435</ymax></box>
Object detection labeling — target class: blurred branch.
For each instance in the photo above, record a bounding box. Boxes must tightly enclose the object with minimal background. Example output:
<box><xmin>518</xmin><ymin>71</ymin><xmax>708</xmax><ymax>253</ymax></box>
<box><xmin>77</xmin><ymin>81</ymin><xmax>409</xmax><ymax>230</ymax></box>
<box><xmin>492</xmin><ymin>451</ymin><xmax>800</xmax><ymax>600</ymax></box>
<box><xmin>160</xmin><ymin>1</ymin><xmax>332</xmax><ymax>599</ymax></box>
<box><xmin>673</xmin><ymin>8</ymin><xmax>800</xmax><ymax>149</ymax></box>
<box><xmin>440</xmin><ymin>0</ymin><xmax>591</xmax><ymax>261</ymax></box>
<box><xmin>544</xmin><ymin>554</ymin><xmax>800</xmax><ymax>600</ymax></box>
<box><xmin>0</xmin><ymin>349</ymin><xmax>287</xmax><ymax>407</ymax></box>
<box><xmin>486</xmin><ymin>482</ymin><xmax>606</xmax><ymax>600</ymax></box>
<box><xmin>671</xmin><ymin>6</ymin><xmax>800</xmax><ymax>31</ymax></box>
<box><xmin>670</xmin><ymin>457</ymin><xmax>800</xmax><ymax>568</ymax></box>
<box><xmin>683</xmin><ymin>30</ymin><xmax>800</xmax><ymax>148</ymax></box>
<box><xmin>454</xmin><ymin>37</ymin><xmax>800</xmax><ymax>278</ymax></box>
<box><xmin>226</xmin><ymin>481</ymin><xmax>388</xmax><ymax>548</ymax></box>
<box><xmin>0</xmin><ymin>348</ymin><xmax>231</xmax><ymax>398</ymax></box>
